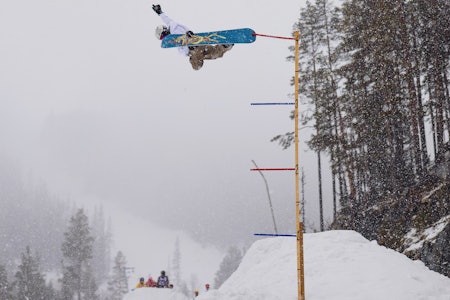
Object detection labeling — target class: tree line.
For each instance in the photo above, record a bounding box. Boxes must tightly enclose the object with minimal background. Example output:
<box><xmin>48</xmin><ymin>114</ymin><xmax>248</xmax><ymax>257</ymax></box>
<box><xmin>0</xmin><ymin>208</ymin><xmax>129</xmax><ymax>300</ymax></box>
<box><xmin>0</xmin><ymin>158</ymin><xmax>246</xmax><ymax>299</ymax></box>
<box><xmin>273</xmin><ymin>0</ymin><xmax>450</xmax><ymax>228</ymax></box>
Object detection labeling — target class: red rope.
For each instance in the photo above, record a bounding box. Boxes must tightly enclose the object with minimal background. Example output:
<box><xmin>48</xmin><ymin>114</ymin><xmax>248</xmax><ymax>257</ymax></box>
<box><xmin>252</xmin><ymin>33</ymin><xmax>296</xmax><ymax>40</ymax></box>
<box><xmin>250</xmin><ymin>168</ymin><xmax>296</xmax><ymax>171</ymax></box>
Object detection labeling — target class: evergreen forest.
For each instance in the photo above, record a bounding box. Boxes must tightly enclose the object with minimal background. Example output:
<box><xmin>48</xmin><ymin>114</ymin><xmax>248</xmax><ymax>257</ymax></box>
<box><xmin>274</xmin><ymin>0</ymin><xmax>450</xmax><ymax>277</ymax></box>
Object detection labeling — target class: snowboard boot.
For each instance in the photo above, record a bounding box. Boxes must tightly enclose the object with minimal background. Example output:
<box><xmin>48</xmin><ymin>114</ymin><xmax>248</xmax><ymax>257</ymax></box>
<box><xmin>223</xmin><ymin>44</ymin><xmax>234</xmax><ymax>50</ymax></box>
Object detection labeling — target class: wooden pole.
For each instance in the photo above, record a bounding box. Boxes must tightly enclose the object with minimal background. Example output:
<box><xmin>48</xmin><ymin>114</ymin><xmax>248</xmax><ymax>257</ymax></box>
<box><xmin>294</xmin><ymin>30</ymin><xmax>305</xmax><ymax>300</ymax></box>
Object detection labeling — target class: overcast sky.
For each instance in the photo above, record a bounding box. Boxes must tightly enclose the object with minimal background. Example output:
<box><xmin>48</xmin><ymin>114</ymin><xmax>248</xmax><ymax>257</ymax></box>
<box><xmin>0</xmin><ymin>0</ymin><xmax>333</xmax><ymax>246</ymax></box>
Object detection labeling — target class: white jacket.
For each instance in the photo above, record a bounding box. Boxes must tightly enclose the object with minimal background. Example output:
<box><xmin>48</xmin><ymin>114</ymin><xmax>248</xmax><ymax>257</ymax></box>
<box><xmin>160</xmin><ymin>13</ymin><xmax>191</xmax><ymax>56</ymax></box>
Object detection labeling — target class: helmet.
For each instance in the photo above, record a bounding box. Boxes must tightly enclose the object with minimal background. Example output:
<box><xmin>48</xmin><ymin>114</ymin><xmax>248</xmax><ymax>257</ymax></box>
<box><xmin>155</xmin><ymin>25</ymin><xmax>170</xmax><ymax>40</ymax></box>
<box><xmin>140</xmin><ymin>277</ymin><xmax>144</xmax><ymax>282</ymax></box>
<box><xmin>161</xmin><ymin>270</ymin><xmax>166</xmax><ymax>275</ymax></box>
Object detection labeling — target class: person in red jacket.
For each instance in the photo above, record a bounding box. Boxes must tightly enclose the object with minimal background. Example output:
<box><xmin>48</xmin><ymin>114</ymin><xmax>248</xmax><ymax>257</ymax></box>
<box><xmin>145</xmin><ymin>275</ymin><xmax>157</xmax><ymax>287</ymax></box>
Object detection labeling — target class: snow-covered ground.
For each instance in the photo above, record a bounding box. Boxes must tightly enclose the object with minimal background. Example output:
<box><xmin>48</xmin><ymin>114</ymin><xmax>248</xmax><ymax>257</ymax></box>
<box><xmin>123</xmin><ymin>230</ymin><xmax>450</xmax><ymax>300</ymax></box>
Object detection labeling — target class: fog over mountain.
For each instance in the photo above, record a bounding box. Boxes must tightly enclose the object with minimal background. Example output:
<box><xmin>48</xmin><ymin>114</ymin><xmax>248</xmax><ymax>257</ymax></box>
<box><xmin>1</xmin><ymin>0</ymin><xmax>328</xmax><ymax>247</ymax></box>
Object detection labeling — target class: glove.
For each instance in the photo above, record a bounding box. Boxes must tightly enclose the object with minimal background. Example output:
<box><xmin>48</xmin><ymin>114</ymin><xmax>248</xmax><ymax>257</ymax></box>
<box><xmin>152</xmin><ymin>4</ymin><xmax>163</xmax><ymax>15</ymax></box>
<box><xmin>186</xmin><ymin>31</ymin><xmax>194</xmax><ymax>38</ymax></box>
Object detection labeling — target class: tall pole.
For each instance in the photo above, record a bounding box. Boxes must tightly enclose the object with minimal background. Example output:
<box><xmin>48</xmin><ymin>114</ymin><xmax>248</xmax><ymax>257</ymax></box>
<box><xmin>250</xmin><ymin>29</ymin><xmax>304</xmax><ymax>299</ymax></box>
<box><xmin>294</xmin><ymin>30</ymin><xmax>305</xmax><ymax>300</ymax></box>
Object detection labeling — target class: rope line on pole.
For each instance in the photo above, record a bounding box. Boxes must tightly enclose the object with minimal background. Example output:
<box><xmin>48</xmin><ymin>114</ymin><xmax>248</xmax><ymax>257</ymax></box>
<box><xmin>254</xmin><ymin>233</ymin><xmax>296</xmax><ymax>237</ymax></box>
<box><xmin>251</xmin><ymin>102</ymin><xmax>295</xmax><ymax>105</ymax></box>
<box><xmin>250</xmin><ymin>168</ymin><xmax>295</xmax><ymax>171</ymax></box>
<box><xmin>252</xmin><ymin>33</ymin><xmax>296</xmax><ymax>40</ymax></box>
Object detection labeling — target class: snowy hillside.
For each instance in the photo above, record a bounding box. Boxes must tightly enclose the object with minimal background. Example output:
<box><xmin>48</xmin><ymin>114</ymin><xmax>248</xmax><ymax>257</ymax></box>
<box><xmin>124</xmin><ymin>230</ymin><xmax>450</xmax><ymax>300</ymax></box>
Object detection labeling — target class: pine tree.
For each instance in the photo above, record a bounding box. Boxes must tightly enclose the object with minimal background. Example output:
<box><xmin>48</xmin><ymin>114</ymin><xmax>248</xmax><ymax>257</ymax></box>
<box><xmin>61</xmin><ymin>208</ymin><xmax>96</xmax><ymax>300</ymax></box>
<box><xmin>107</xmin><ymin>251</ymin><xmax>129</xmax><ymax>300</ymax></box>
<box><xmin>14</xmin><ymin>246</ymin><xmax>48</xmax><ymax>300</ymax></box>
<box><xmin>0</xmin><ymin>264</ymin><xmax>13</xmax><ymax>300</ymax></box>
<box><xmin>281</xmin><ymin>0</ymin><xmax>343</xmax><ymax>228</ymax></box>
<box><xmin>214</xmin><ymin>246</ymin><xmax>243</xmax><ymax>289</ymax></box>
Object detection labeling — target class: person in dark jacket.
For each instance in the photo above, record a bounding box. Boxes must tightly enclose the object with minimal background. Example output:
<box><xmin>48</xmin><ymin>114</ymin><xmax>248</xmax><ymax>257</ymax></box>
<box><xmin>156</xmin><ymin>270</ymin><xmax>170</xmax><ymax>288</ymax></box>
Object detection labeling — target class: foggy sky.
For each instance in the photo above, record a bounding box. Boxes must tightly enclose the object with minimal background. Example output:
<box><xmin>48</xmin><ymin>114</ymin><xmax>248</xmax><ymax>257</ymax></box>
<box><xmin>0</xmin><ymin>0</ymin><xmax>333</xmax><ymax>246</ymax></box>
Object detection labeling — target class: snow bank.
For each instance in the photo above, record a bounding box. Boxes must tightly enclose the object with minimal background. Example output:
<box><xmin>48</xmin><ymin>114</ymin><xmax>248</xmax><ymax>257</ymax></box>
<box><xmin>123</xmin><ymin>230</ymin><xmax>450</xmax><ymax>300</ymax></box>
<box><xmin>200</xmin><ymin>230</ymin><xmax>450</xmax><ymax>300</ymax></box>
<box><xmin>124</xmin><ymin>288</ymin><xmax>187</xmax><ymax>300</ymax></box>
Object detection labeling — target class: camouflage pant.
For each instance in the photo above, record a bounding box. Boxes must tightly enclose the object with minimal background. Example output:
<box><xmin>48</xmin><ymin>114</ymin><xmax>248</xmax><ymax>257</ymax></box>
<box><xmin>188</xmin><ymin>45</ymin><xmax>233</xmax><ymax>70</ymax></box>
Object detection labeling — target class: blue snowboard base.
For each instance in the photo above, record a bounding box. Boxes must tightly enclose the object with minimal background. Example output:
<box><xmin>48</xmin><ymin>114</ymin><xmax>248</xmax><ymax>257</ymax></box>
<box><xmin>161</xmin><ymin>28</ymin><xmax>256</xmax><ymax>48</ymax></box>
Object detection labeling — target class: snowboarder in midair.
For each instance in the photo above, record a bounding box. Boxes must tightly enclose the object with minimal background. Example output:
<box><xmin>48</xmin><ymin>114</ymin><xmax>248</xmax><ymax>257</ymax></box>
<box><xmin>152</xmin><ymin>4</ymin><xmax>233</xmax><ymax>70</ymax></box>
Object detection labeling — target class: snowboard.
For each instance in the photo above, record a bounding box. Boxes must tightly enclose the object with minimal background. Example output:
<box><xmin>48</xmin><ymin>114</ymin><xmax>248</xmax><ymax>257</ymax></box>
<box><xmin>161</xmin><ymin>28</ymin><xmax>256</xmax><ymax>48</ymax></box>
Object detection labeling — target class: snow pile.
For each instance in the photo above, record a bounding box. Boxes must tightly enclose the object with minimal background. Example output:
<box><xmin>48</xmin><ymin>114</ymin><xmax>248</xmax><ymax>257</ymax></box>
<box><xmin>124</xmin><ymin>288</ymin><xmax>187</xmax><ymax>300</ymax></box>
<box><xmin>124</xmin><ymin>230</ymin><xmax>450</xmax><ymax>300</ymax></box>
